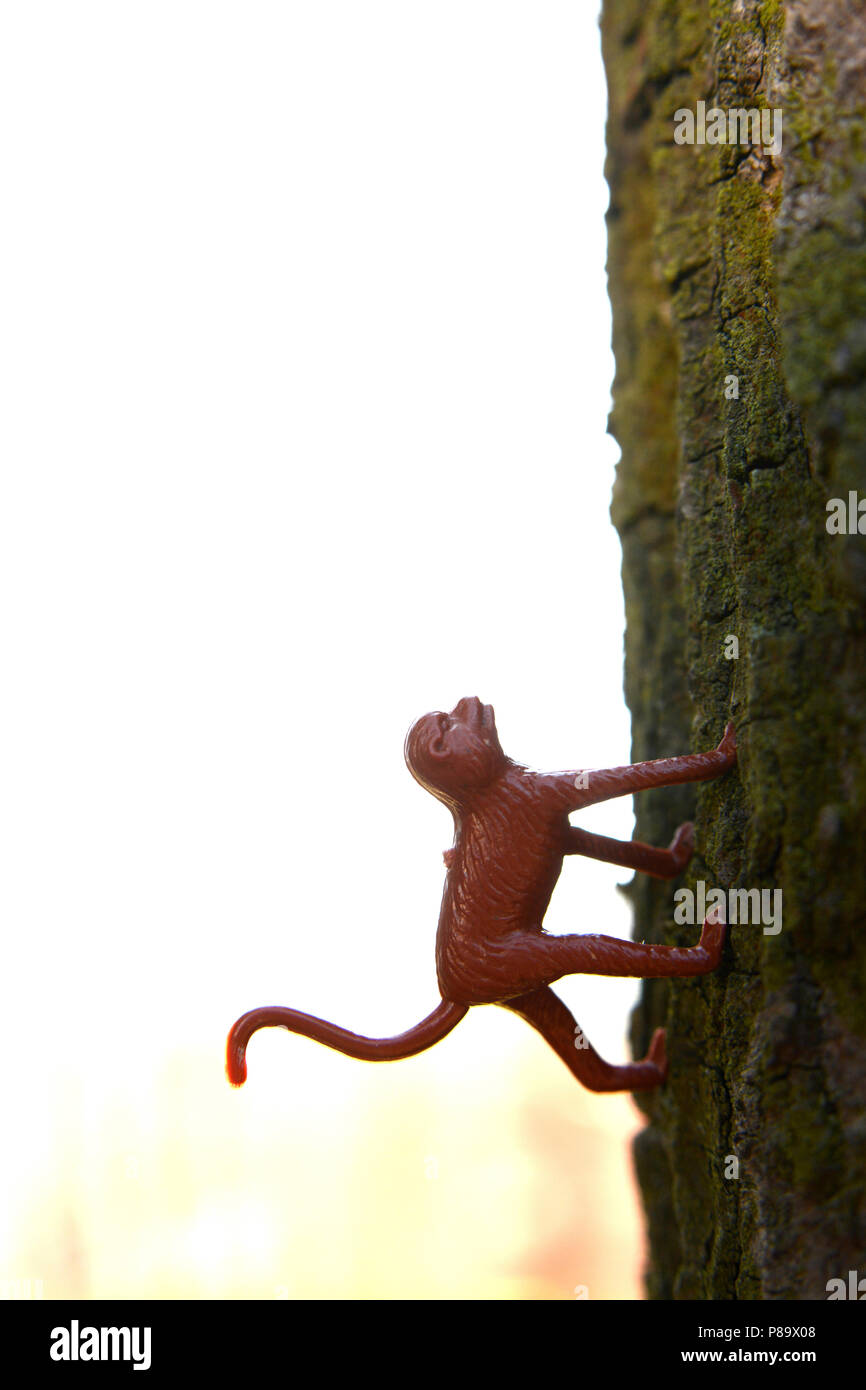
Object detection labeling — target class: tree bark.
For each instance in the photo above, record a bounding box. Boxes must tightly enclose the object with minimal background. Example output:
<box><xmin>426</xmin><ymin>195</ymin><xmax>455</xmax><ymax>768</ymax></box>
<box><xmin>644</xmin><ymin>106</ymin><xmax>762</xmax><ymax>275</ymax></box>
<box><xmin>601</xmin><ymin>0</ymin><xmax>866</xmax><ymax>1299</ymax></box>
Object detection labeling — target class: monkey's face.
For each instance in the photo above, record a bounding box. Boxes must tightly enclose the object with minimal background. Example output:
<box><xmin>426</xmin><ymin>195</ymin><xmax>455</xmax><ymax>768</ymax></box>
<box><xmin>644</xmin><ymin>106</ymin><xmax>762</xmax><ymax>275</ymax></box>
<box><xmin>405</xmin><ymin>696</ymin><xmax>506</xmax><ymax>803</ymax></box>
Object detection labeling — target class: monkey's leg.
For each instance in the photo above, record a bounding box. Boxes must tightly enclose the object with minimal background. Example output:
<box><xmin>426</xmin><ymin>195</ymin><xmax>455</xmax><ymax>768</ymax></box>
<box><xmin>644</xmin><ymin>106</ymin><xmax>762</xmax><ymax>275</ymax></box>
<box><xmin>564</xmin><ymin>822</ymin><xmax>694</xmax><ymax>879</ymax></box>
<box><xmin>499</xmin><ymin>986</ymin><xmax>667</xmax><ymax>1092</ymax></box>
<box><xmin>506</xmin><ymin>907</ymin><xmax>726</xmax><ymax>987</ymax></box>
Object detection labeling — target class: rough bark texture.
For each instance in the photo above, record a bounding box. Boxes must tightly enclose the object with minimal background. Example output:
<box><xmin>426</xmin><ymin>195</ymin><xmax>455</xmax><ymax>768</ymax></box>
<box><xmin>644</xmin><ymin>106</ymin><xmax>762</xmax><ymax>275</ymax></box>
<box><xmin>601</xmin><ymin>0</ymin><xmax>866</xmax><ymax>1299</ymax></box>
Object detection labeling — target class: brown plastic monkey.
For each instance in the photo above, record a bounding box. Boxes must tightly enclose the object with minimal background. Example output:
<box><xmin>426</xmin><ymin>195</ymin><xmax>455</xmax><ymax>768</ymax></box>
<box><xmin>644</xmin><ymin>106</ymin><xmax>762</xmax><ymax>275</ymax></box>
<box><xmin>227</xmin><ymin>697</ymin><xmax>737</xmax><ymax>1093</ymax></box>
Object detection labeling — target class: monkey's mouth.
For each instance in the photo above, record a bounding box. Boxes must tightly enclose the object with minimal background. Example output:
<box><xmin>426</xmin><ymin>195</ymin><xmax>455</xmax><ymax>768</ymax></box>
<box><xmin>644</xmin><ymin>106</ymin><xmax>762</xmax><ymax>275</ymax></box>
<box><xmin>453</xmin><ymin>696</ymin><xmax>494</xmax><ymax>731</ymax></box>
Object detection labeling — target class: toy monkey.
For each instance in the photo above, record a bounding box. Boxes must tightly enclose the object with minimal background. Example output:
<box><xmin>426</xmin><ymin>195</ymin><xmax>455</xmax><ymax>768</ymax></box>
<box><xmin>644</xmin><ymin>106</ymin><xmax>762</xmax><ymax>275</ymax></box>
<box><xmin>228</xmin><ymin>698</ymin><xmax>736</xmax><ymax>1092</ymax></box>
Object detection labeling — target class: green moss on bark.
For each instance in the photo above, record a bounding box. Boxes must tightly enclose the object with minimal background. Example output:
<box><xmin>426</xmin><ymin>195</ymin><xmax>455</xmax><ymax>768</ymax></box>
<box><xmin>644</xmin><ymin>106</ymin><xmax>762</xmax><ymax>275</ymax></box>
<box><xmin>602</xmin><ymin>0</ymin><xmax>866</xmax><ymax>1299</ymax></box>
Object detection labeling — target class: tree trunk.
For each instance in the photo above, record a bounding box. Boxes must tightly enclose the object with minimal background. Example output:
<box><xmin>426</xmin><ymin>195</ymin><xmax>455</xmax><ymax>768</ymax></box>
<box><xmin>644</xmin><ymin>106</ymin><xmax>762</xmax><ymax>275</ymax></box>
<box><xmin>601</xmin><ymin>0</ymin><xmax>866</xmax><ymax>1299</ymax></box>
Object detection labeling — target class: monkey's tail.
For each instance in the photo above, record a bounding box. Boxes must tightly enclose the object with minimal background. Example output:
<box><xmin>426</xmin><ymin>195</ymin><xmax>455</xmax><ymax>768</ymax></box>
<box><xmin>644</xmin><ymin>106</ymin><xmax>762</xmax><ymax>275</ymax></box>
<box><xmin>226</xmin><ymin>998</ymin><xmax>469</xmax><ymax>1086</ymax></box>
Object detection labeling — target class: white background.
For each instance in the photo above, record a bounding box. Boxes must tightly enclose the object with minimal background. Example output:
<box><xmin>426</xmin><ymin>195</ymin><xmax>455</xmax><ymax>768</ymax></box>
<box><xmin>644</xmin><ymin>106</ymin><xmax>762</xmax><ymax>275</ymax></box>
<box><xmin>1</xmin><ymin>2</ymin><xmax>646</xmax><ymax>1297</ymax></box>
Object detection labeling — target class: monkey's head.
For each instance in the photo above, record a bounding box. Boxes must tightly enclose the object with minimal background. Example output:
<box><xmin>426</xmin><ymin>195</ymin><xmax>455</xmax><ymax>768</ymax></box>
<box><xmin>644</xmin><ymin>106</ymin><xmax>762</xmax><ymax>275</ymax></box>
<box><xmin>404</xmin><ymin>696</ymin><xmax>507</xmax><ymax>805</ymax></box>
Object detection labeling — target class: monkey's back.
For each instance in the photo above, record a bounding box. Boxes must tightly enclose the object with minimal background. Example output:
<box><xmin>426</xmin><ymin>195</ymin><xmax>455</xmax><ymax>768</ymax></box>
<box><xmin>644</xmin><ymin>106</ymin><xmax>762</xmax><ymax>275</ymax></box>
<box><xmin>435</xmin><ymin>770</ymin><xmax>564</xmax><ymax>1004</ymax></box>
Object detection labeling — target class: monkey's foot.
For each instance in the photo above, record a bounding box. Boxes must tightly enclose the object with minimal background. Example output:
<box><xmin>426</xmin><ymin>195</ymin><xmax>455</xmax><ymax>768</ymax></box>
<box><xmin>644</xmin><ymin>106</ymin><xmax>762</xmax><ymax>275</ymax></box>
<box><xmin>622</xmin><ymin>1027</ymin><xmax>668</xmax><ymax>1089</ymax></box>
<box><xmin>668</xmin><ymin>821</ymin><xmax>694</xmax><ymax>872</ymax></box>
<box><xmin>698</xmin><ymin>904</ymin><xmax>727</xmax><ymax>969</ymax></box>
<box><xmin>644</xmin><ymin>1026</ymin><xmax>668</xmax><ymax>1080</ymax></box>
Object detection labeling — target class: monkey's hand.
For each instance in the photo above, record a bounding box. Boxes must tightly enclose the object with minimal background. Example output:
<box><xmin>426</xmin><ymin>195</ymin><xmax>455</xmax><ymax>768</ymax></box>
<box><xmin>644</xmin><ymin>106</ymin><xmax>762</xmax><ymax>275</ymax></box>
<box><xmin>668</xmin><ymin>821</ymin><xmax>694</xmax><ymax>872</ymax></box>
<box><xmin>716</xmin><ymin>720</ymin><xmax>737</xmax><ymax>764</ymax></box>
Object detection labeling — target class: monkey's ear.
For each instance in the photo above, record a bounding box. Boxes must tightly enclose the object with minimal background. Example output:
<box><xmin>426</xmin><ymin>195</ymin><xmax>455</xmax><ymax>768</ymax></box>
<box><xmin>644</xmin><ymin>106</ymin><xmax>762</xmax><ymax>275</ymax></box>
<box><xmin>443</xmin><ymin>848</ymin><xmax>455</xmax><ymax>868</ymax></box>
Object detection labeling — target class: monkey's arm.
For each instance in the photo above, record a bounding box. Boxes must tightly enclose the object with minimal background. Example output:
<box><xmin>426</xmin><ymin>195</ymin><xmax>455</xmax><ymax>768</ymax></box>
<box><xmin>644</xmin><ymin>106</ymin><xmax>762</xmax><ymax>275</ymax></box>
<box><xmin>564</xmin><ymin>822</ymin><xmax>693</xmax><ymax>879</ymax></box>
<box><xmin>548</xmin><ymin>722</ymin><xmax>736</xmax><ymax>812</ymax></box>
